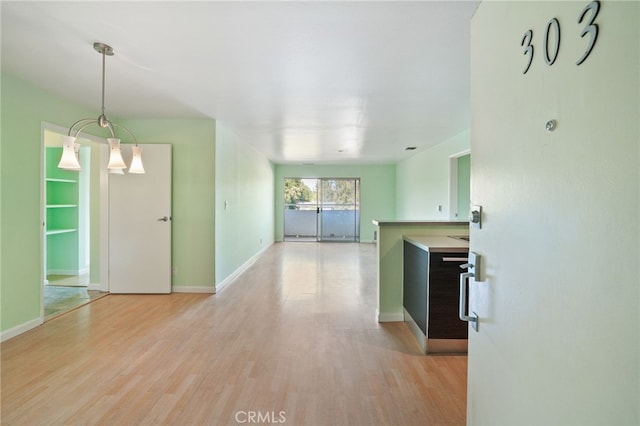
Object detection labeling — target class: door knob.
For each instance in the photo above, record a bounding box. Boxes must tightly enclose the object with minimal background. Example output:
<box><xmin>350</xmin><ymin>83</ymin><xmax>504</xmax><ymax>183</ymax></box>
<box><xmin>157</xmin><ymin>216</ymin><xmax>170</xmax><ymax>222</ymax></box>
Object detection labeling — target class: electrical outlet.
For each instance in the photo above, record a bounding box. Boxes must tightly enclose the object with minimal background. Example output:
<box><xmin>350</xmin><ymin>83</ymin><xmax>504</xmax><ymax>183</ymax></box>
<box><xmin>171</xmin><ymin>267</ymin><xmax>177</xmax><ymax>276</ymax></box>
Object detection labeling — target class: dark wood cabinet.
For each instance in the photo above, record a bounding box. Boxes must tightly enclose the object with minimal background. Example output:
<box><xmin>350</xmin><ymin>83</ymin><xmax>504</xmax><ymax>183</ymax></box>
<box><xmin>403</xmin><ymin>237</ymin><xmax>469</xmax><ymax>353</ymax></box>
<box><xmin>427</xmin><ymin>252</ymin><xmax>469</xmax><ymax>339</ymax></box>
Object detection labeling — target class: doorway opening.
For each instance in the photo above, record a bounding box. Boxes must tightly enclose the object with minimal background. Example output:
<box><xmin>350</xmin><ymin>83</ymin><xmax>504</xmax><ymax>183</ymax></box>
<box><xmin>449</xmin><ymin>150</ymin><xmax>471</xmax><ymax>221</ymax></box>
<box><xmin>42</xmin><ymin>125</ymin><xmax>109</xmax><ymax>319</ymax></box>
<box><xmin>284</xmin><ymin>178</ymin><xmax>360</xmax><ymax>242</ymax></box>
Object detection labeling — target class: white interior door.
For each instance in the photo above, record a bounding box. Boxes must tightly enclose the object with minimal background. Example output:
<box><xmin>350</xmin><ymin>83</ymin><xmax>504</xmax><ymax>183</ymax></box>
<box><xmin>469</xmin><ymin>2</ymin><xmax>639</xmax><ymax>424</ymax></box>
<box><xmin>109</xmin><ymin>144</ymin><xmax>172</xmax><ymax>293</ymax></box>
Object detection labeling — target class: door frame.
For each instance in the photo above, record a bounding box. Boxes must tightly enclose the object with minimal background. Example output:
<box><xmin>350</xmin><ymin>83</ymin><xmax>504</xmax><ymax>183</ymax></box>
<box><xmin>283</xmin><ymin>177</ymin><xmax>360</xmax><ymax>242</ymax></box>
<box><xmin>40</xmin><ymin>122</ymin><xmax>110</xmax><ymax>320</ymax></box>
<box><xmin>448</xmin><ymin>149</ymin><xmax>471</xmax><ymax>221</ymax></box>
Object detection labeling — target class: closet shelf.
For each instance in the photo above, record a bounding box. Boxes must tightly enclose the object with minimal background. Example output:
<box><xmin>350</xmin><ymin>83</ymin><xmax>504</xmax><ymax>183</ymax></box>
<box><xmin>46</xmin><ymin>204</ymin><xmax>78</xmax><ymax>208</ymax></box>
<box><xmin>46</xmin><ymin>178</ymin><xmax>77</xmax><ymax>183</ymax></box>
<box><xmin>46</xmin><ymin>228</ymin><xmax>77</xmax><ymax>236</ymax></box>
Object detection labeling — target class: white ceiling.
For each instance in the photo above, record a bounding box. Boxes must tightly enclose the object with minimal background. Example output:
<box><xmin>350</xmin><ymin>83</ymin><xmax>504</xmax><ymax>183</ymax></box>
<box><xmin>1</xmin><ymin>1</ymin><xmax>478</xmax><ymax>164</ymax></box>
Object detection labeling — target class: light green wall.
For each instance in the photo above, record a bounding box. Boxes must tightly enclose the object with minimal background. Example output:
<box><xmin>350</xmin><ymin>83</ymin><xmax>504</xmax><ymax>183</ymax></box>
<box><xmin>1</xmin><ymin>73</ymin><xmax>466</xmax><ymax>335</ymax></box>
<box><xmin>274</xmin><ymin>164</ymin><xmax>396</xmax><ymax>242</ymax></box>
<box><xmin>395</xmin><ymin>130</ymin><xmax>470</xmax><ymax>219</ymax></box>
<box><xmin>1</xmin><ymin>73</ymin><xmax>107</xmax><ymax>332</ymax></box>
<box><xmin>0</xmin><ymin>74</ymin><xmax>217</xmax><ymax>335</ymax></box>
<box><xmin>120</xmin><ymin>118</ymin><xmax>216</xmax><ymax>289</ymax></box>
<box><xmin>215</xmin><ymin>122</ymin><xmax>274</xmax><ymax>285</ymax></box>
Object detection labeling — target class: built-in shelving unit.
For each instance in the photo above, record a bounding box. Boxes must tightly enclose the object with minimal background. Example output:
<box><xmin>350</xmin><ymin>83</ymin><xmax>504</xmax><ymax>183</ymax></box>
<box><xmin>45</xmin><ymin>147</ymin><xmax>80</xmax><ymax>275</ymax></box>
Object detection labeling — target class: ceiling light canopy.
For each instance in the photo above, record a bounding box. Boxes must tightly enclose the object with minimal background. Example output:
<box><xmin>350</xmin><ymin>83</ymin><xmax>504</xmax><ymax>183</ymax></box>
<box><xmin>58</xmin><ymin>42</ymin><xmax>144</xmax><ymax>174</ymax></box>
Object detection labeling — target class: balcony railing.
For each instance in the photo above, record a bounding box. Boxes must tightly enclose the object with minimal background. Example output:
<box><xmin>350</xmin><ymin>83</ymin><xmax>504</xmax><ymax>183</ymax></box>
<box><xmin>284</xmin><ymin>204</ymin><xmax>360</xmax><ymax>240</ymax></box>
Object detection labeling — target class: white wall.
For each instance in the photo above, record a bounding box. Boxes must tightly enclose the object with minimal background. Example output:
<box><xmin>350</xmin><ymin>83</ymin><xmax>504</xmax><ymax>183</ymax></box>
<box><xmin>395</xmin><ymin>129</ymin><xmax>470</xmax><ymax>219</ymax></box>
<box><xmin>215</xmin><ymin>122</ymin><xmax>275</xmax><ymax>286</ymax></box>
<box><xmin>469</xmin><ymin>1</ymin><xmax>639</xmax><ymax>424</ymax></box>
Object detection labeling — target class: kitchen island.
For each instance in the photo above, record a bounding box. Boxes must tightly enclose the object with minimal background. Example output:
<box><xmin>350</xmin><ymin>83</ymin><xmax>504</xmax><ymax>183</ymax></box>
<box><xmin>372</xmin><ymin>220</ymin><xmax>469</xmax><ymax>323</ymax></box>
<box><xmin>403</xmin><ymin>235</ymin><xmax>469</xmax><ymax>353</ymax></box>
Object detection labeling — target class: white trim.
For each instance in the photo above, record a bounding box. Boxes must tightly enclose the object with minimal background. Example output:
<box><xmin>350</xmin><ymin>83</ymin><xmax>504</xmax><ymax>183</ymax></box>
<box><xmin>172</xmin><ymin>286</ymin><xmax>216</xmax><ymax>294</ymax></box>
<box><xmin>450</xmin><ymin>148</ymin><xmax>471</xmax><ymax>158</ymax></box>
<box><xmin>448</xmin><ymin>156</ymin><xmax>459</xmax><ymax>219</ymax></box>
<box><xmin>448</xmin><ymin>148</ymin><xmax>471</xmax><ymax>220</ymax></box>
<box><xmin>1</xmin><ymin>317</ymin><xmax>43</xmax><ymax>342</ymax></box>
<box><xmin>98</xmin><ymin>142</ymin><xmax>109</xmax><ymax>292</ymax></box>
<box><xmin>215</xmin><ymin>243</ymin><xmax>273</xmax><ymax>293</ymax></box>
<box><xmin>40</xmin><ymin>124</ymin><xmax>46</xmax><ymax>319</ymax></box>
<box><xmin>40</xmin><ymin>122</ymin><xmax>111</xmax><ymax>320</ymax></box>
<box><xmin>376</xmin><ymin>310</ymin><xmax>405</xmax><ymax>322</ymax></box>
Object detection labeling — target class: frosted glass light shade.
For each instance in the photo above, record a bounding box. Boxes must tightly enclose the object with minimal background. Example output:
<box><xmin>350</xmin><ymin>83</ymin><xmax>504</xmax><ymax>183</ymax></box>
<box><xmin>128</xmin><ymin>145</ymin><xmax>145</xmax><ymax>174</ymax></box>
<box><xmin>58</xmin><ymin>136</ymin><xmax>82</xmax><ymax>171</ymax></box>
<box><xmin>109</xmin><ymin>168</ymin><xmax>125</xmax><ymax>175</ymax></box>
<box><xmin>107</xmin><ymin>138</ymin><xmax>126</xmax><ymax>169</ymax></box>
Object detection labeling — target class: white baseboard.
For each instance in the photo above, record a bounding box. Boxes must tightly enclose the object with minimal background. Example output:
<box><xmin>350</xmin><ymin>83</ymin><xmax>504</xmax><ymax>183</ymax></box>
<box><xmin>1</xmin><ymin>317</ymin><xmax>43</xmax><ymax>342</ymax></box>
<box><xmin>377</xmin><ymin>310</ymin><xmax>405</xmax><ymax>322</ymax></box>
<box><xmin>172</xmin><ymin>286</ymin><xmax>216</xmax><ymax>294</ymax></box>
<box><xmin>215</xmin><ymin>242</ymin><xmax>273</xmax><ymax>293</ymax></box>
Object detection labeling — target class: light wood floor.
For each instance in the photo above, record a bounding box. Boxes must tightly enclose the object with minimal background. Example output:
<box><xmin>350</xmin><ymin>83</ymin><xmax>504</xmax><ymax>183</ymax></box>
<box><xmin>44</xmin><ymin>286</ymin><xmax>107</xmax><ymax>319</ymax></box>
<box><xmin>1</xmin><ymin>242</ymin><xmax>467</xmax><ymax>425</ymax></box>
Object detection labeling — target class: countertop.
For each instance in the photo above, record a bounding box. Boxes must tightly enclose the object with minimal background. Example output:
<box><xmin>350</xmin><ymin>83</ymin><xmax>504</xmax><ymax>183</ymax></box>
<box><xmin>372</xmin><ymin>220</ymin><xmax>469</xmax><ymax>227</ymax></box>
<box><xmin>403</xmin><ymin>235</ymin><xmax>469</xmax><ymax>253</ymax></box>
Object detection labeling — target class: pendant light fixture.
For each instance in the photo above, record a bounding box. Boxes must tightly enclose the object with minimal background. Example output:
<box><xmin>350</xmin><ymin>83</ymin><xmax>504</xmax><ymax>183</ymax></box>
<box><xmin>58</xmin><ymin>42</ymin><xmax>144</xmax><ymax>174</ymax></box>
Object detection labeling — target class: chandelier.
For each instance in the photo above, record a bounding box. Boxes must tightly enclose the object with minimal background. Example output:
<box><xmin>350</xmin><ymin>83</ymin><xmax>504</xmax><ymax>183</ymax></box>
<box><xmin>58</xmin><ymin>42</ymin><xmax>144</xmax><ymax>174</ymax></box>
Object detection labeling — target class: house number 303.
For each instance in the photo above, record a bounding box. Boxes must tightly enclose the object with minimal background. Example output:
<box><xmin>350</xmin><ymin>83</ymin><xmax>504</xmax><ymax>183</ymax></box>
<box><xmin>521</xmin><ymin>0</ymin><xmax>600</xmax><ymax>74</ymax></box>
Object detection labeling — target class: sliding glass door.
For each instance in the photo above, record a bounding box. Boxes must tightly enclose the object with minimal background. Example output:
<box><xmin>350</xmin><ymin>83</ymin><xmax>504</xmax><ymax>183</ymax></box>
<box><xmin>318</xmin><ymin>178</ymin><xmax>359</xmax><ymax>241</ymax></box>
<box><xmin>283</xmin><ymin>178</ymin><xmax>318</xmax><ymax>241</ymax></box>
<box><xmin>284</xmin><ymin>178</ymin><xmax>360</xmax><ymax>242</ymax></box>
